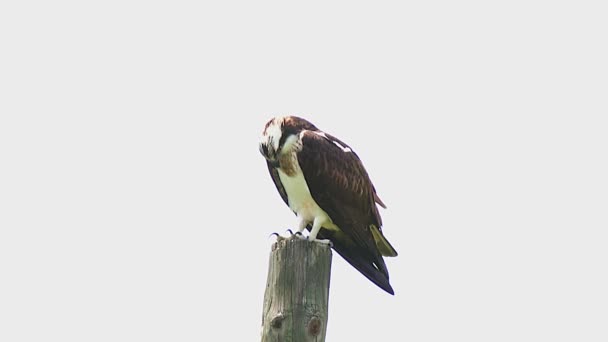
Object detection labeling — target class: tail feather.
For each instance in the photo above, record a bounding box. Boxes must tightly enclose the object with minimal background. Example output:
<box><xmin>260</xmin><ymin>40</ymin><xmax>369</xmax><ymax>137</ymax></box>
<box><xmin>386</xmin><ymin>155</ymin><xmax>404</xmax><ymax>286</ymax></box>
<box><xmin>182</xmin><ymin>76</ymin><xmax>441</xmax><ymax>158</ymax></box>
<box><xmin>318</xmin><ymin>229</ymin><xmax>394</xmax><ymax>295</ymax></box>
<box><xmin>370</xmin><ymin>225</ymin><xmax>398</xmax><ymax>257</ymax></box>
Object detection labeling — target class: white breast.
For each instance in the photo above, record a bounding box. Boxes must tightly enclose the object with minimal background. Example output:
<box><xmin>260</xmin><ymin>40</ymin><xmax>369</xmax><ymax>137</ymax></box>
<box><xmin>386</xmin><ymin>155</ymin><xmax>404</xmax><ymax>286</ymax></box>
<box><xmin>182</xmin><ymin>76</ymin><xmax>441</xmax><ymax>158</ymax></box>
<box><xmin>277</xmin><ymin>160</ymin><xmax>333</xmax><ymax>227</ymax></box>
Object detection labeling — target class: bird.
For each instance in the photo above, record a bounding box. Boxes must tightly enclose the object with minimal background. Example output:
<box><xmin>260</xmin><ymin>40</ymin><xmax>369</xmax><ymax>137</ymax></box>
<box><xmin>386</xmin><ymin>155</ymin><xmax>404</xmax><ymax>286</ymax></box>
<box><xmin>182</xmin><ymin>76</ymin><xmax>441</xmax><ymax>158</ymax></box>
<box><xmin>259</xmin><ymin>115</ymin><xmax>398</xmax><ymax>294</ymax></box>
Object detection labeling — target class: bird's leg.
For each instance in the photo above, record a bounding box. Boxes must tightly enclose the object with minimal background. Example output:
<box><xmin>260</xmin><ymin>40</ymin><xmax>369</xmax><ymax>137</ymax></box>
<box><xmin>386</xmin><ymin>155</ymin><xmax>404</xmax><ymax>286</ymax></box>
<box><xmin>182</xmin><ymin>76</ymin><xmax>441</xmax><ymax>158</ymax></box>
<box><xmin>294</xmin><ymin>216</ymin><xmax>308</xmax><ymax>238</ymax></box>
<box><xmin>307</xmin><ymin>219</ymin><xmax>333</xmax><ymax>246</ymax></box>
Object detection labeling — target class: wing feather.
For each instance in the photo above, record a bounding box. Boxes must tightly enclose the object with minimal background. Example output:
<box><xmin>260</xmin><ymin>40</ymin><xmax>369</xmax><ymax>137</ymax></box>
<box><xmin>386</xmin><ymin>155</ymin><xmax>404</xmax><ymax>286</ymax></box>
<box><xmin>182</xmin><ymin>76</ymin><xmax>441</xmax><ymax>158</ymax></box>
<box><xmin>297</xmin><ymin>130</ymin><xmax>394</xmax><ymax>290</ymax></box>
<box><xmin>266</xmin><ymin>161</ymin><xmax>289</xmax><ymax>207</ymax></box>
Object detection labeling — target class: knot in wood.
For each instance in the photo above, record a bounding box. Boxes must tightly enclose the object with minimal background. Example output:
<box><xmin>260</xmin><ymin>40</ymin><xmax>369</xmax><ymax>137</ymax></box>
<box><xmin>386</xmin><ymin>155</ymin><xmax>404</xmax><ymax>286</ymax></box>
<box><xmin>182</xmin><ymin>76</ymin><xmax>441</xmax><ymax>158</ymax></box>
<box><xmin>270</xmin><ymin>314</ymin><xmax>284</xmax><ymax>329</ymax></box>
<box><xmin>307</xmin><ymin>316</ymin><xmax>322</xmax><ymax>336</ymax></box>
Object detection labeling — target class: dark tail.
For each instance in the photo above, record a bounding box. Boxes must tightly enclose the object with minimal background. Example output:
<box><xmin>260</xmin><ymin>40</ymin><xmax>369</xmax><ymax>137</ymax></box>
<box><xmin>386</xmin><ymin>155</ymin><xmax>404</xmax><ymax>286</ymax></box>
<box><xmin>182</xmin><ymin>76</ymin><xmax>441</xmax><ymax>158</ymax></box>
<box><xmin>318</xmin><ymin>230</ymin><xmax>394</xmax><ymax>295</ymax></box>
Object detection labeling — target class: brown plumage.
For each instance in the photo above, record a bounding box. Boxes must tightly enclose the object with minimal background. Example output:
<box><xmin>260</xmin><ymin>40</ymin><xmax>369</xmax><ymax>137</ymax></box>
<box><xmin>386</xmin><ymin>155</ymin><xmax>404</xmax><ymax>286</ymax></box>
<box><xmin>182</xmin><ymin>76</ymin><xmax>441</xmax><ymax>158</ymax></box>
<box><xmin>260</xmin><ymin>116</ymin><xmax>397</xmax><ymax>294</ymax></box>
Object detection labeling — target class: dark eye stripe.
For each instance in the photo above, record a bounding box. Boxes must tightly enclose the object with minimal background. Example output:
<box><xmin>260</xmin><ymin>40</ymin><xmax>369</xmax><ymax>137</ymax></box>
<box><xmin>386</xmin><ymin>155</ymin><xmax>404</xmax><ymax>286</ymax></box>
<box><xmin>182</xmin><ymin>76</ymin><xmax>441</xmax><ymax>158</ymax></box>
<box><xmin>277</xmin><ymin>125</ymin><xmax>299</xmax><ymax>150</ymax></box>
<box><xmin>277</xmin><ymin>134</ymin><xmax>287</xmax><ymax>149</ymax></box>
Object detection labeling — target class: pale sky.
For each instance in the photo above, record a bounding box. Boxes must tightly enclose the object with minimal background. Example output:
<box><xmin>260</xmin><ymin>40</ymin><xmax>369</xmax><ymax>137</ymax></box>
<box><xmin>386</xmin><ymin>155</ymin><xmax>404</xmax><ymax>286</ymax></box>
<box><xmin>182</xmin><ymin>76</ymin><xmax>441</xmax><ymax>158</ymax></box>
<box><xmin>1</xmin><ymin>1</ymin><xmax>607</xmax><ymax>341</ymax></box>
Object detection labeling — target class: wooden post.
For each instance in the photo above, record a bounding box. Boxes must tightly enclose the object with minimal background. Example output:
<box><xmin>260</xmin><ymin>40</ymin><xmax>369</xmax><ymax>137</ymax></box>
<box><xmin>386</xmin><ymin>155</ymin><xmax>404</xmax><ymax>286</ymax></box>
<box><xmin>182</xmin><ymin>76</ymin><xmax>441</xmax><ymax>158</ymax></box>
<box><xmin>261</xmin><ymin>236</ymin><xmax>332</xmax><ymax>342</ymax></box>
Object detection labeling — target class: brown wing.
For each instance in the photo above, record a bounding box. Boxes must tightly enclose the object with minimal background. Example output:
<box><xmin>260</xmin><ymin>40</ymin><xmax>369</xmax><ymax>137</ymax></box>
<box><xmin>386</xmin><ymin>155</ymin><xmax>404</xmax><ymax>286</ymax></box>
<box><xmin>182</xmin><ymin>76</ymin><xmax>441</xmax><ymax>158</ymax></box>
<box><xmin>320</xmin><ymin>132</ymin><xmax>387</xmax><ymax>222</ymax></box>
<box><xmin>297</xmin><ymin>130</ymin><xmax>394</xmax><ymax>293</ymax></box>
<box><xmin>266</xmin><ymin>161</ymin><xmax>289</xmax><ymax>208</ymax></box>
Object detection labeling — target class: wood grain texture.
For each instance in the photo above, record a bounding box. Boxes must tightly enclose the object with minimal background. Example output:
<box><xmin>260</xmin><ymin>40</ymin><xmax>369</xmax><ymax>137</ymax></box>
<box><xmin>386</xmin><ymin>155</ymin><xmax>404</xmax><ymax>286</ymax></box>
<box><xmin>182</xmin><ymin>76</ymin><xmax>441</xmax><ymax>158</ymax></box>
<box><xmin>261</xmin><ymin>236</ymin><xmax>332</xmax><ymax>342</ymax></box>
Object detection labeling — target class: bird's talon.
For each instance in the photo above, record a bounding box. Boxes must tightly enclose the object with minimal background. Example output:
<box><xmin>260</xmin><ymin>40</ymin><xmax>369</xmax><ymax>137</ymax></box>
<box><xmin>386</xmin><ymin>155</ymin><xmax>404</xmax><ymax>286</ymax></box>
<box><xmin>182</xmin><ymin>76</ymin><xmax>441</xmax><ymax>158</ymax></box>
<box><xmin>269</xmin><ymin>232</ymin><xmax>289</xmax><ymax>242</ymax></box>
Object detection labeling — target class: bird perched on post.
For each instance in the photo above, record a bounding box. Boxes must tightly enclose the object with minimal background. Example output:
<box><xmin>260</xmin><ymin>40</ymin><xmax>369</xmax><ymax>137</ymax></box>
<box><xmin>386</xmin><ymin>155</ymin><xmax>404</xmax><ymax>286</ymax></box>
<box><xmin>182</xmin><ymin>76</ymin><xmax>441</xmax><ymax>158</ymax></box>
<box><xmin>259</xmin><ymin>115</ymin><xmax>398</xmax><ymax>295</ymax></box>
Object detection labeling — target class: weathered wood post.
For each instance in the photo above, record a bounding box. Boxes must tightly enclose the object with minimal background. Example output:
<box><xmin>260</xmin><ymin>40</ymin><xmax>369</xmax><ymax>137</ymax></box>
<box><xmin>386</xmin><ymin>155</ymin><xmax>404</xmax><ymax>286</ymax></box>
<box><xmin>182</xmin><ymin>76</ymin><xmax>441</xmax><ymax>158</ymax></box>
<box><xmin>261</xmin><ymin>236</ymin><xmax>332</xmax><ymax>342</ymax></box>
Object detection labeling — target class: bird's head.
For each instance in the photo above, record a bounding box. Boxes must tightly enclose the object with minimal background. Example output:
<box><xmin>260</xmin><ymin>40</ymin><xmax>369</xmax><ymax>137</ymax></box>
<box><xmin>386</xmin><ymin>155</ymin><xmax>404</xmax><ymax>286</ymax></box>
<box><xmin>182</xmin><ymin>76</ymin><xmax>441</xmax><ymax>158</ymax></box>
<box><xmin>259</xmin><ymin>116</ymin><xmax>318</xmax><ymax>168</ymax></box>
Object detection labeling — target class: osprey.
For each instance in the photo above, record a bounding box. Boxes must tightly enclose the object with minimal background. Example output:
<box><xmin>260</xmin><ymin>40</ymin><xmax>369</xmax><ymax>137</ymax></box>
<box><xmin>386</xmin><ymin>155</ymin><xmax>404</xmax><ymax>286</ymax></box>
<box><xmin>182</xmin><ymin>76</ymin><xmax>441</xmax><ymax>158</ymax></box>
<box><xmin>259</xmin><ymin>115</ymin><xmax>398</xmax><ymax>294</ymax></box>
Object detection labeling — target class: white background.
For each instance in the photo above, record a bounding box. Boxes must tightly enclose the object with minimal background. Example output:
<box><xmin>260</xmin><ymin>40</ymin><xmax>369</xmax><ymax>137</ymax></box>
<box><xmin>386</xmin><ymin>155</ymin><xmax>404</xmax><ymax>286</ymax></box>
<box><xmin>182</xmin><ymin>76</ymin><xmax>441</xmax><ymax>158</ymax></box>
<box><xmin>1</xmin><ymin>1</ymin><xmax>606</xmax><ymax>341</ymax></box>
